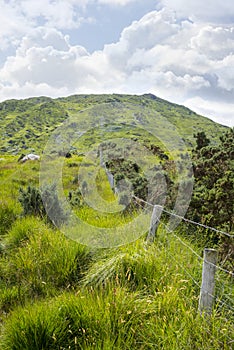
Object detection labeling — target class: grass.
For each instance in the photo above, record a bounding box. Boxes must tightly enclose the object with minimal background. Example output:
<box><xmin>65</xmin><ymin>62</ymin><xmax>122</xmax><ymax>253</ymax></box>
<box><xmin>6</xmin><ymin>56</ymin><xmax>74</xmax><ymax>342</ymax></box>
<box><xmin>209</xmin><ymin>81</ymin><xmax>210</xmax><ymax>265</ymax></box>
<box><xmin>0</xmin><ymin>236</ymin><xmax>233</xmax><ymax>349</ymax></box>
<box><xmin>0</xmin><ymin>135</ymin><xmax>233</xmax><ymax>349</ymax></box>
<box><xmin>0</xmin><ymin>94</ymin><xmax>228</xmax><ymax>155</ymax></box>
<box><xmin>0</xmin><ymin>216</ymin><xmax>92</xmax><ymax>312</ymax></box>
<box><xmin>0</xmin><ymin>200</ymin><xmax>19</xmax><ymax>237</ymax></box>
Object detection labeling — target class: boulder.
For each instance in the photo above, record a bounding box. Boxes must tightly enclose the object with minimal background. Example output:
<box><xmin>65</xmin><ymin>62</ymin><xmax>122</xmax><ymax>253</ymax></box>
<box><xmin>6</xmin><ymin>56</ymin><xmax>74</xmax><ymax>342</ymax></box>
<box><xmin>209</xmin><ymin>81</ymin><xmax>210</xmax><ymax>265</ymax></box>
<box><xmin>21</xmin><ymin>154</ymin><xmax>40</xmax><ymax>162</ymax></box>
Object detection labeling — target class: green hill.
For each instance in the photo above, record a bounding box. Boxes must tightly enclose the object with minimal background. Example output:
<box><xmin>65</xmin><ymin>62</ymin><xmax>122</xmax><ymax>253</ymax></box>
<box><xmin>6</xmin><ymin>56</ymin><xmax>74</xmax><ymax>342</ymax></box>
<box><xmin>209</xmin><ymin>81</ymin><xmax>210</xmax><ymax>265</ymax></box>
<box><xmin>0</xmin><ymin>94</ymin><xmax>233</xmax><ymax>349</ymax></box>
<box><xmin>0</xmin><ymin>93</ymin><xmax>228</xmax><ymax>155</ymax></box>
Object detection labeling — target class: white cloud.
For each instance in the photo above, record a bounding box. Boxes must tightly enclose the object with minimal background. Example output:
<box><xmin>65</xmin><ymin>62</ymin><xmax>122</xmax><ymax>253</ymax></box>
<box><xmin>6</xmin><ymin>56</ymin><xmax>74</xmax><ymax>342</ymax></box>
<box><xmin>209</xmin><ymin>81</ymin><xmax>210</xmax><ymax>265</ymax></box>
<box><xmin>103</xmin><ymin>9</ymin><xmax>181</xmax><ymax>70</ymax></box>
<box><xmin>121</xmin><ymin>9</ymin><xmax>180</xmax><ymax>50</ymax></box>
<box><xmin>97</xmin><ymin>0</ymin><xmax>138</xmax><ymax>6</ymax></box>
<box><xmin>0</xmin><ymin>81</ymin><xmax>72</xmax><ymax>101</ymax></box>
<box><xmin>215</xmin><ymin>55</ymin><xmax>234</xmax><ymax>91</ymax></box>
<box><xmin>20</xmin><ymin>0</ymin><xmax>86</xmax><ymax>29</ymax></box>
<box><xmin>0</xmin><ymin>28</ymin><xmax>89</xmax><ymax>89</ymax></box>
<box><xmin>18</xmin><ymin>27</ymin><xmax>71</xmax><ymax>53</ymax></box>
<box><xmin>191</xmin><ymin>26</ymin><xmax>234</xmax><ymax>60</ymax></box>
<box><xmin>184</xmin><ymin>97</ymin><xmax>234</xmax><ymax>127</ymax></box>
<box><xmin>0</xmin><ymin>0</ymin><xmax>33</xmax><ymax>51</ymax></box>
<box><xmin>160</xmin><ymin>0</ymin><xmax>234</xmax><ymax>23</ymax></box>
<box><xmin>0</xmin><ymin>0</ymin><xmax>93</xmax><ymax>54</ymax></box>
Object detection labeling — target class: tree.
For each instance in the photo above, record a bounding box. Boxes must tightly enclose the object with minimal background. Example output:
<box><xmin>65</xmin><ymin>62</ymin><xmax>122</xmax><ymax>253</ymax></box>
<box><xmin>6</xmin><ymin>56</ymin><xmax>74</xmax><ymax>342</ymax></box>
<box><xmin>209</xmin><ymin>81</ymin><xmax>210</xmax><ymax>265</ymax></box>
<box><xmin>194</xmin><ymin>131</ymin><xmax>210</xmax><ymax>151</ymax></box>
<box><xmin>188</xmin><ymin>128</ymin><xmax>234</xmax><ymax>268</ymax></box>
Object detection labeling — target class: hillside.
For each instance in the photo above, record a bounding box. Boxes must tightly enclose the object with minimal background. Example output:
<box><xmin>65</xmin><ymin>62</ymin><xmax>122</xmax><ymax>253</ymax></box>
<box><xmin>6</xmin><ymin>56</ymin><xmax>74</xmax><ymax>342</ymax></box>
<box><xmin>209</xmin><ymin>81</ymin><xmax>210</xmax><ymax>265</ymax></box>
<box><xmin>0</xmin><ymin>94</ymin><xmax>233</xmax><ymax>349</ymax></box>
<box><xmin>0</xmin><ymin>93</ymin><xmax>228</xmax><ymax>155</ymax></box>
<box><xmin>0</xmin><ymin>155</ymin><xmax>233</xmax><ymax>349</ymax></box>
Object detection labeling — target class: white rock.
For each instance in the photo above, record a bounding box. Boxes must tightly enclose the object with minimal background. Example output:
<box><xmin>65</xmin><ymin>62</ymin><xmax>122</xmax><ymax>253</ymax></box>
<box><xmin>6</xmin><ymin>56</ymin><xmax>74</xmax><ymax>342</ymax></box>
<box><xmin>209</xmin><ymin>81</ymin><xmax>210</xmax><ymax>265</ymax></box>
<box><xmin>21</xmin><ymin>154</ymin><xmax>40</xmax><ymax>162</ymax></box>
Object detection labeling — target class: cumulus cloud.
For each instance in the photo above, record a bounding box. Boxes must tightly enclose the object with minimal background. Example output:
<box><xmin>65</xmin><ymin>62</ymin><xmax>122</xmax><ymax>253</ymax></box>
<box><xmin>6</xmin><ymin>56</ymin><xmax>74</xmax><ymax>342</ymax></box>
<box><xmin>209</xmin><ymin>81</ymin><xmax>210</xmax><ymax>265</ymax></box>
<box><xmin>98</xmin><ymin>0</ymin><xmax>138</xmax><ymax>6</ymax></box>
<box><xmin>185</xmin><ymin>97</ymin><xmax>234</xmax><ymax>127</ymax></box>
<box><xmin>0</xmin><ymin>27</ymin><xmax>89</xmax><ymax>89</ymax></box>
<box><xmin>0</xmin><ymin>26</ymin><xmax>122</xmax><ymax>95</ymax></box>
<box><xmin>102</xmin><ymin>11</ymin><xmax>219</xmax><ymax>92</ymax></box>
<box><xmin>191</xmin><ymin>26</ymin><xmax>234</xmax><ymax>60</ymax></box>
<box><xmin>0</xmin><ymin>0</ymin><xmax>93</xmax><ymax>54</ymax></box>
<box><xmin>103</xmin><ymin>9</ymin><xmax>181</xmax><ymax>70</ymax></box>
<box><xmin>20</xmin><ymin>0</ymin><xmax>89</xmax><ymax>29</ymax></box>
<box><xmin>0</xmin><ymin>0</ymin><xmax>32</xmax><ymax>51</ymax></box>
<box><xmin>160</xmin><ymin>0</ymin><xmax>234</xmax><ymax>23</ymax></box>
<box><xmin>0</xmin><ymin>81</ymin><xmax>72</xmax><ymax>101</ymax></box>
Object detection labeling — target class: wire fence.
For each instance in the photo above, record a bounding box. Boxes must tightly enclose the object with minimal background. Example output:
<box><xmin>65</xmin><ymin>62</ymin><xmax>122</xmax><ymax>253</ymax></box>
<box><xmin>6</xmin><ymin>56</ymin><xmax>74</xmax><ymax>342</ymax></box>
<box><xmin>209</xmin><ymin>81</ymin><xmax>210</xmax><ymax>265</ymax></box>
<box><xmin>104</xmin><ymin>167</ymin><xmax>233</xmax><ymax>333</ymax></box>
<box><xmin>132</xmin><ymin>195</ymin><xmax>233</xmax><ymax>272</ymax></box>
<box><xmin>131</xmin><ymin>193</ymin><xmax>233</xmax><ymax>239</ymax></box>
<box><xmin>130</xmin><ymin>193</ymin><xmax>234</xmax><ymax>318</ymax></box>
<box><xmin>101</xmin><ymin>164</ymin><xmax>234</xmax><ymax>344</ymax></box>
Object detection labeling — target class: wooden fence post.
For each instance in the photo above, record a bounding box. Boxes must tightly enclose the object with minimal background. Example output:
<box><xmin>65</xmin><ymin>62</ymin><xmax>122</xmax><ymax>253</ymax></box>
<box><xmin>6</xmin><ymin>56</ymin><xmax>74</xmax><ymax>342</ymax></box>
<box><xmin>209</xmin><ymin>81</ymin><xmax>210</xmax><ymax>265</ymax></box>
<box><xmin>106</xmin><ymin>169</ymin><xmax>115</xmax><ymax>190</ymax></box>
<box><xmin>147</xmin><ymin>205</ymin><xmax>162</xmax><ymax>243</ymax></box>
<box><xmin>99</xmin><ymin>146</ymin><xmax>105</xmax><ymax>168</ymax></box>
<box><xmin>198</xmin><ymin>248</ymin><xmax>218</xmax><ymax>315</ymax></box>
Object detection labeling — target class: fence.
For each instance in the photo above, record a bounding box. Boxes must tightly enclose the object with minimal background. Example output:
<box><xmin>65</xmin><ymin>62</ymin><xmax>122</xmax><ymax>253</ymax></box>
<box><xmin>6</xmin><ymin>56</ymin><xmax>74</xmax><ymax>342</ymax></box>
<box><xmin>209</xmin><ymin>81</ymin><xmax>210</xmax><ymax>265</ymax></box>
<box><xmin>139</xmin><ymin>199</ymin><xmax>233</xmax><ymax>317</ymax></box>
<box><xmin>102</xmin><ymin>164</ymin><xmax>233</xmax><ymax>322</ymax></box>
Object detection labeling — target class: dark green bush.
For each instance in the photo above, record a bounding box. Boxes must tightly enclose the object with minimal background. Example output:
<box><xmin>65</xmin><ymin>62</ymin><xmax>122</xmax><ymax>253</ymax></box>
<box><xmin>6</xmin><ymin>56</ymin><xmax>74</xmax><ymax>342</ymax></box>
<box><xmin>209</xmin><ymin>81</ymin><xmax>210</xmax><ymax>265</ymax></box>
<box><xmin>18</xmin><ymin>183</ymin><xmax>69</xmax><ymax>227</ymax></box>
<box><xmin>41</xmin><ymin>183</ymin><xmax>69</xmax><ymax>227</ymax></box>
<box><xmin>68</xmin><ymin>188</ymin><xmax>83</xmax><ymax>207</ymax></box>
<box><xmin>19</xmin><ymin>185</ymin><xmax>44</xmax><ymax>218</ymax></box>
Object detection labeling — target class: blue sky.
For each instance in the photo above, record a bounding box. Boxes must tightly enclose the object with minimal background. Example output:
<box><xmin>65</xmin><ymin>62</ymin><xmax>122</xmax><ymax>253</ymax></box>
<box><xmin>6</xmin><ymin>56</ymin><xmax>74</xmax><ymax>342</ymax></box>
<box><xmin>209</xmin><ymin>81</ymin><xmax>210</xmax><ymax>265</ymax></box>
<box><xmin>68</xmin><ymin>0</ymin><xmax>158</xmax><ymax>52</ymax></box>
<box><xmin>0</xmin><ymin>0</ymin><xmax>233</xmax><ymax>127</ymax></box>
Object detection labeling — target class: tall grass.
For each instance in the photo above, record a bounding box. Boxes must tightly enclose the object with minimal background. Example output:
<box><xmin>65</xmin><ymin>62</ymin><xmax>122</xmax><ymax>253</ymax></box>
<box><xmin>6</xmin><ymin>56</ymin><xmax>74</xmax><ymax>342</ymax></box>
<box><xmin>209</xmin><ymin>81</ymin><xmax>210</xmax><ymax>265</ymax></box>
<box><xmin>0</xmin><ymin>285</ymin><xmax>233</xmax><ymax>350</ymax></box>
<box><xmin>0</xmin><ymin>200</ymin><xmax>20</xmax><ymax>236</ymax></box>
<box><xmin>82</xmin><ymin>228</ymin><xmax>201</xmax><ymax>297</ymax></box>
<box><xmin>0</xmin><ymin>217</ymin><xmax>92</xmax><ymax>311</ymax></box>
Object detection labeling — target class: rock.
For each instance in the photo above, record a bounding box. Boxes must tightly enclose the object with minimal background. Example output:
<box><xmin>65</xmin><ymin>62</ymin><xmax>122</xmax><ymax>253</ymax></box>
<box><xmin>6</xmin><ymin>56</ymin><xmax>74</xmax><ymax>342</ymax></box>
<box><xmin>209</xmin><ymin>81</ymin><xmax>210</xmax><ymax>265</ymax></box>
<box><xmin>21</xmin><ymin>154</ymin><xmax>40</xmax><ymax>162</ymax></box>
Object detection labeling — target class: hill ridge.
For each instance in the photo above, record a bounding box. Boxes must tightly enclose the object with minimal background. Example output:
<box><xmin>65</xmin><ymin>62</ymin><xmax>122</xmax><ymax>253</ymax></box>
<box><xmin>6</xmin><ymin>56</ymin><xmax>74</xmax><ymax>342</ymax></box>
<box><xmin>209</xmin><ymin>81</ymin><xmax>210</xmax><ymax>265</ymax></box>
<box><xmin>0</xmin><ymin>93</ymin><xmax>228</xmax><ymax>155</ymax></box>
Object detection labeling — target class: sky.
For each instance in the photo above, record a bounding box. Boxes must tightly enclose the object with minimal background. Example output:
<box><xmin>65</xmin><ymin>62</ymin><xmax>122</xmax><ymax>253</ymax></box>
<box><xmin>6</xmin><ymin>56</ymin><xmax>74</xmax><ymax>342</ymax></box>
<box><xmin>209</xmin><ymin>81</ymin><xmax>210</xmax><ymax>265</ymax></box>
<box><xmin>0</xmin><ymin>0</ymin><xmax>233</xmax><ymax>127</ymax></box>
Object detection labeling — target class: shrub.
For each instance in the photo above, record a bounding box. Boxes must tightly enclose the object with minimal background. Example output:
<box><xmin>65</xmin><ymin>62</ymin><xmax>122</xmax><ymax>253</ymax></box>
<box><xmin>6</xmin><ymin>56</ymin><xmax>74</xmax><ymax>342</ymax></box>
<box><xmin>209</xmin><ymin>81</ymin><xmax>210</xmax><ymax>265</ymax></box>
<box><xmin>68</xmin><ymin>188</ymin><xmax>83</xmax><ymax>207</ymax></box>
<box><xmin>18</xmin><ymin>185</ymin><xmax>44</xmax><ymax>218</ymax></box>
<box><xmin>40</xmin><ymin>183</ymin><xmax>69</xmax><ymax>226</ymax></box>
<box><xmin>18</xmin><ymin>183</ymin><xmax>69</xmax><ymax>227</ymax></box>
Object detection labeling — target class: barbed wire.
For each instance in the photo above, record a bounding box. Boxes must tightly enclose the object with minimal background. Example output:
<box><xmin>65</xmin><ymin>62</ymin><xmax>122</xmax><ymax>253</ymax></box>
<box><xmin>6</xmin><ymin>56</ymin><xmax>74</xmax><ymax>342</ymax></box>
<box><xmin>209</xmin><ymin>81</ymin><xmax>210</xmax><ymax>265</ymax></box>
<box><xmin>164</xmin><ymin>218</ymin><xmax>234</xmax><ymax>277</ymax></box>
<box><xmin>113</xmin><ymin>183</ymin><xmax>234</xmax><ymax>312</ymax></box>
<box><xmin>210</xmin><ymin>278</ymin><xmax>234</xmax><ymax>305</ymax></box>
<box><xmin>130</xmin><ymin>199</ymin><xmax>234</xmax><ymax>318</ymax></box>
<box><xmin>157</xmin><ymin>222</ymin><xmax>234</xmax><ymax>317</ymax></box>
<box><xmin>161</xmin><ymin>207</ymin><xmax>234</xmax><ymax>239</ymax></box>
<box><xmin>163</xmin><ymin>223</ymin><xmax>234</xmax><ymax>316</ymax></box>
<box><xmin>161</xmin><ymin>221</ymin><xmax>203</xmax><ymax>261</ymax></box>
<box><xmin>130</xmin><ymin>193</ymin><xmax>234</xmax><ymax>239</ymax></box>
<box><xmin>208</xmin><ymin>261</ymin><xmax>234</xmax><ymax>277</ymax></box>
<box><xmin>132</xmin><ymin>197</ymin><xmax>204</xmax><ymax>289</ymax></box>
<box><xmin>213</xmin><ymin>293</ymin><xmax>234</xmax><ymax>313</ymax></box>
<box><xmin>130</xmin><ymin>193</ymin><xmax>234</xmax><ymax>277</ymax></box>
<box><xmin>157</xmin><ymin>234</ymin><xmax>201</xmax><ymax>289</ymax></box>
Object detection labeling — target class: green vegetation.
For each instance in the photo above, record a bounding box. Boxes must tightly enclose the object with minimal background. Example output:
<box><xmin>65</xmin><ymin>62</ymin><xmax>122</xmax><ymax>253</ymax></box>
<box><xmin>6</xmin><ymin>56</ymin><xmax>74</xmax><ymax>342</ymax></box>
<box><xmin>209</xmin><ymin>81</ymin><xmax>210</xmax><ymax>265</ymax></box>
<box><xmin>19</xmin><ymin>183</ymin><xmax>69</xmax><ymax>226</ymax></box>
<box><xmin>191</xmin><ymin>129</ymin><xmax>234</xmax><ymax>233</ymax></box>
<box><xmin>0</xmin><ymin>93</ymin><xmax>228</xmax><ymax>155</ymax></box>
<box><xmin>0</xmin><ymin>94</ymin><xmax>233</xmax><ymax>349</ymax></box>
<box><xmin>186</xmin><ymin>129</ymin><xmax>234</xmax><ymax>270</ymax></box>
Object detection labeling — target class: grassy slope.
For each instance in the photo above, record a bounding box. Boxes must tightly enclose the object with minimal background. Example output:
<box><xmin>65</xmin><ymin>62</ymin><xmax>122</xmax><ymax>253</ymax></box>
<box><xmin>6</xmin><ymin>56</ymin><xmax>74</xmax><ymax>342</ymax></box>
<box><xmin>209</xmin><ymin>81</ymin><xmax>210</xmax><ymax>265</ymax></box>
<box><xmin>0</xmin><ymin>96</ymin><xmax>232</xmax><ymax>349</ymax></box>
<box><xmin>0</xmin><ymin>93</ymin><xmax>228</xmax><ymax>154</ymax></box>
<box><xmin>0</xmin><ymin>155</ymin><xmax>233</xmax><ymax>349</ymax></box>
